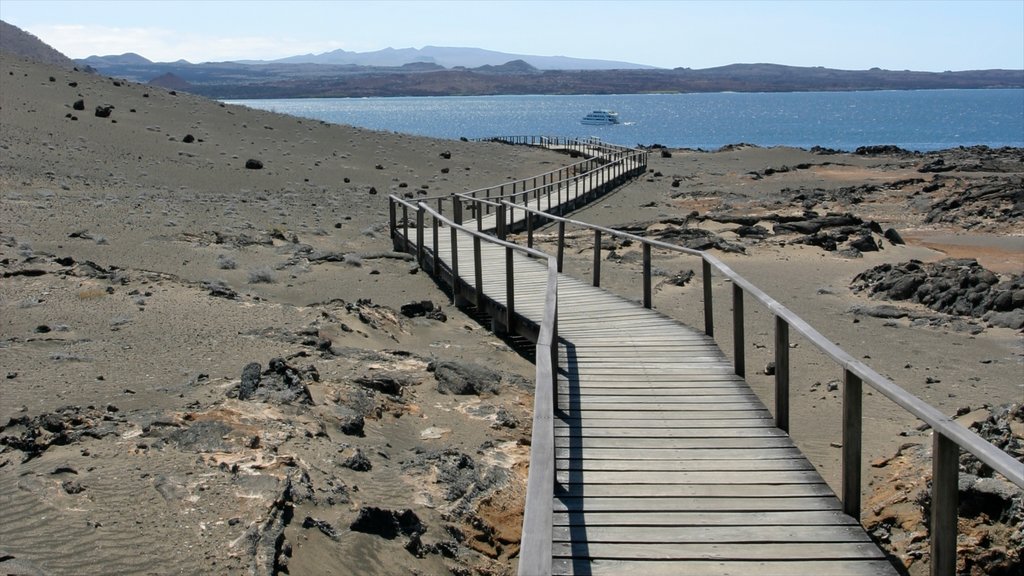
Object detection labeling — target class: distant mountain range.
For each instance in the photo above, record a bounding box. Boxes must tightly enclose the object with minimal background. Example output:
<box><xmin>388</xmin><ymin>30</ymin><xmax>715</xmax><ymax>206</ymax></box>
<box><xmin>2</xmin><ymin>20</ymin><xmax>1022</xmax><ymax>99</ymax></box>
<box><xmin>243</xmin><ymin>45</ymin><xmax>657</xmax><ymax>70</ymax></box>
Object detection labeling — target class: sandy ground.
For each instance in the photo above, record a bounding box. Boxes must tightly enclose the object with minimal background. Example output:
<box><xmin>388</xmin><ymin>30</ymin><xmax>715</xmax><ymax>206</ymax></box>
<box><xmin>1</xmin><ymin>52</ymin><xmax>1021</xmax><ymax>575</ymax></box>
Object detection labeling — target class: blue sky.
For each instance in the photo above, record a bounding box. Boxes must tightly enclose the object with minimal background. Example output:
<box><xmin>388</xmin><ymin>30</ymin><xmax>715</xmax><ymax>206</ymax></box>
<box><xmin>2</xmin><ymin>1</ymin><xmax>1022</xmax><ymax>71</ymax></box>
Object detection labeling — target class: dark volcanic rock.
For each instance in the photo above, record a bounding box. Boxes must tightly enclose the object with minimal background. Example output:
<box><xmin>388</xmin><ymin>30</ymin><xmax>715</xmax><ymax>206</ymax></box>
<box><xmin>245</xmin><ymin>159</ymin><xmax>263</xmax><ymax>170</ymax></box>
<box><xmin>851</xmin><ymin>259</ymin><xmax>1023</xmax><ymax>325</ymax></box>
<box><xmin>94</xmin><ymin>105</ymin><xmax>113</xmax><ymax>118</ymax></box>
<box><xmin>233</xmin><ymin>358</ymin><xmax>313</xmax><ymax>404</ymax></box>
<box><xmin>353</xmin><ymin>371</ymin><xmax>413</xmax><ymax>396</ymax></box>
<box><xmin>350</xmin><ymin>507</ymin><xmax>424</xmax><ymax>539</ymax></box>
<box><xmin>342</xmin><ymin>448</ymin><xmax>372</xmax><ymax>471</ymax></box>
<box><xmin>430</xmin><ymin>361</ymin><xmax>502</xmax><ymax>395</ymax></box>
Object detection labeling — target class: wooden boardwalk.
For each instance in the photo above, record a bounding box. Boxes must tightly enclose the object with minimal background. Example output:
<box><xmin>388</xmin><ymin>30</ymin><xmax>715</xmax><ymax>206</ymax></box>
<box><xmin>389</xmin><ymin>138</ymin><xmax>901</xmax><ymax>575</ymax></box>
<box><xmin>434</xmin><ymin>234</ymin><xmax>897</xmax><ymax>575</ymax></box>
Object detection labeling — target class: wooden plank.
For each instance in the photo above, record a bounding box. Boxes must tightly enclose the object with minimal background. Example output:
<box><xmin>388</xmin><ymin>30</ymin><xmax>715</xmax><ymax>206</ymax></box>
<box><xmin>554</xmin><ymin>418</ymin><xmax>775</xmax><ymax>429</ymax></box>
<box><xmin>557</xmin><ymin>394</ymin><xmax>761</xmax><ymax>405</ymax></box>
<box><xmin>555</xmin><ymin>410</ymin><xmax>773</xmax><ymax>420</ymax></box>
<box><xmin>555</xmin><ymin>458</ymin><xmax>814</xmax><ymax>472</ymax></box>
<box><xmin>551</xmin><ymin>524</ymin><xmax>873</xmax><ymax>543</ymax></box>
<box><xmin>554</xmin><ymin>470</ymin><xmax>828</xmax><ymax>485</ymax></box>
<box><xmin>552</xmin><ymin>496</ymin><xmax>841</xmax><ymax>512</ymax></box>
<box><xmin>552</xmin><ymin>510</ymin><xmax>858</xmax><ymax>527</ymax></box>
<box><xmin>552</xmin><ymin>542</ymin><xmax>886</xmax><ymax>560</ymax></box>
<box><xmin>554</xmin><ymin>447</ymin><xmax>805</xmax><ymax>461</ymax></box>
<box><xmin>552</xmin><ymin>559</ymin><xmax>898</xmax><ymax>576</ymax></box>
<box><xmin>552</xmin><ymin>427</ymin><xmax>785</xmax><ymax>439</ymax></box>
<box><xmin>556</xmin><ymin>402</ymin><xmax>769</xmax><ymax>413</ymax></box>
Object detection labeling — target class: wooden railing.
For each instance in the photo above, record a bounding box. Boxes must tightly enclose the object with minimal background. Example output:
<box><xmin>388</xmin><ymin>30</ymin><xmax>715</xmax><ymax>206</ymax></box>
<box><xmin>388</xmin><ymin>192</ymin><xmax>559</xmax><ymax>576</ymax></box>
<box><xmin>495</xmin><ymin>201</ymin><xmax>1024</xmax><ymax>576</ymax></box>
<box><xmin>388</xmin><ymin>136</ymin><xmax>1022</xmax><ymax>576</ymax></box>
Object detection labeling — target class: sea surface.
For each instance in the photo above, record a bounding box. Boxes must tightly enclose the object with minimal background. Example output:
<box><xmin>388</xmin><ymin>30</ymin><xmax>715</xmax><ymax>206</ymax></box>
<box><xmin>225</xmin><ymin>89</ymin><xmax>1024</xmax><ymax>152</ymax></box>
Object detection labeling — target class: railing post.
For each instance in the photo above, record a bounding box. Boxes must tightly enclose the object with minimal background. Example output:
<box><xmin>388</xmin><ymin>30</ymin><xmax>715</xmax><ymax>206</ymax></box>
<box><xmin>432</xmin><ymin>211</ymin><xmax>440</xmax><ymax>275</ymax></box>
<box><xmin>506</xmin><ymin>246</ymin><xmax>515</xmax><ymax>332</ymax></box>
<box><xmin>592</xmin><ymin>229</ymin><xmax>602</xmax><ymax>287</ymax></box>
<box><xmin>842</xmin><ymin>369</ymin><xmax>863</xmax><ymax>519</ymax></box>
<box><xmin>415</xmin><ymin>204</ymin><xmax>425</xmax><ymax>268</ymax></box>
<box><xmin>497</xmin><ymin>204</ymin><xmax>506</xmax><ymax>239</ymax></box>
<box><xmin>402</xmin><ymin>204</ymin><xmax>409</xmax><ymax>251</ymax></box>
<box><xmin>389</xmin><ymin>198</ymin><xmax>399</xmax><ymax>250</ymax></box>
<box><xmin>774</xmin><ymin>316</ymin><xmax>790</xmax><ymax>432</ymax></box>
<box><xmin>473</xmin><ymin>235</ymin><xmax>483</xmax><ymax>308</ymax></box>
<box><xmin>733</xmin><ymin>283</ymin><xmax>745</xmax><ymax>377</ymax></box>
<box><xmin>702</xmin><ymin>259</ymin><xmax>714</xmax><ymax>337</ymax></box>
<box><xmin>454</xmin><ymin>196</ymin><xmax>463</xmax><ymax>225</ymax></box>
<box><xmin>557</xmin><ymin>221</ymin><xmax>565</xmax><ymax>273</ymax></box>
<box><xmin>932</xmin><ymin>433</ymin><xmax>959</xmax><ymax>576</ymax></box>
<box><xmin>449</xmin><ymin>219</ymin><xmax>460</xmax><ymax>304</ymax></box>
<box><xmin>643</xmin><ymin>242</ymin><xmax>652</xmax><ymax>309</ymax></box>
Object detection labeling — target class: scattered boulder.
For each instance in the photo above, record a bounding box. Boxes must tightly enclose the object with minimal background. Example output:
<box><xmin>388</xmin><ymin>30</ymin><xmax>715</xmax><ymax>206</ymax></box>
<box><xmin>430</xmin><ymin>361</ymin><xmax>502</xmax><ymax>396</ymax></box>
<box><xmin>400</xmin><ymin>300</ymin><xmax>447</xmax><ymax>322</ymax></box>
<box><xmin>245</xmin><ymin>159</ymin><xmax>263</xmax><ymax>170</ymax></box>
<box><xmin>341</xmin><ymin>448</ymin><xmax>372</xmax><ymax>471</ymax></box>
<box><xmin>94</xmin><ymin>105</ymin><xmax>113</xmax><ymax>118</ymax></box>
<box><xmin>72</xmin><ymin>99</ymin><xmax>84</xmax><ymax>111</ymax></box>
<box><xmin>350</xmin><ymin>507</ymin><xmax>424</xmax><ymax>540</ymax></box>
<box><xmin>232</xmin><ymin>358</ymin><xmax>314</xmax><ymax>405</ymax></box>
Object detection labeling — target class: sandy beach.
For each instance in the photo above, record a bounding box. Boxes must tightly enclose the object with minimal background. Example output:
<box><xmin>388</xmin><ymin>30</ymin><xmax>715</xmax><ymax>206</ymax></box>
<box><xmin>2</xmin><ymin>51</ymin><xmax>1021</xmax><ymax>576</ymax></box>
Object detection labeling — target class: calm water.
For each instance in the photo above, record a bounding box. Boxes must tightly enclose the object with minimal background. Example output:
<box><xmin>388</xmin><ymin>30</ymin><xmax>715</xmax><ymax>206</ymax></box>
<box><xmin>225</xmin><ymin>90</ymin><xmax>1024</xmax><ymax>152</ymax></box>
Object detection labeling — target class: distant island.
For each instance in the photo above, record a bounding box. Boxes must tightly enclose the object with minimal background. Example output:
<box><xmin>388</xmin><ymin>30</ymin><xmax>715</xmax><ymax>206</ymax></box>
<box><xmin>4</xmin><ymin>19</ymin><xmax>1022</xmax><ymax>98</ymax></box>
<box><xmin>81</xmin><ymin>56</ymin><xmax>1024</xmax><ymax>99</ymax></box>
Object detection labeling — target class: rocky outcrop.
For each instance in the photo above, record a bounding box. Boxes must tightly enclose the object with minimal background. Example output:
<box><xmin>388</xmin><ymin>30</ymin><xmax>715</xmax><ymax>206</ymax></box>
<box><xmin>864</xmin><ymin>404</ymin><xmax>1023</xmax><ymax>576</ymax></box>
<box><xmin>851</xmin><ymin>259</ymin><xmax>1024</xmax><ymax>329</ymax></box>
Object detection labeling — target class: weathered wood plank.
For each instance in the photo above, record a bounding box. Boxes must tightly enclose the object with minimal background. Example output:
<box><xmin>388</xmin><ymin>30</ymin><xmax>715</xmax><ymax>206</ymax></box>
<box><xmin>554</xmin><ymin>436</ymin><xmax>796</xmax><ymax>449</ymax></box>
<box><xmin>554</xmin><ymin>447</ymin><xmax>805</xmax><ymax>461</ymax></box>
<box><xmin>552</xmin><ymin>496</ymin><xmax>841</xmax><ymax>512</ymax></box>
<box><xmin>552</xmin><ymin>427</ymin><xmax>785</xmax><ymax>438</ymax></box>
<box><xmin>554</xmin><ymin>469</ymin><xmax>828</xmax><ymax>485</ymax></box>
<box><xmin>552</xmin><ymin>559</ymin><xmax>898</xmax><ymax>576</ymax></box>
<box><xmin>555</xmin><ymin>483</ymin><xmax>836</xmax><ymax>499</ymax></box>
<box><xmin>552</xmin><ymin>510</ymin><xmax>858</xmax><ymax>526</ymax></box>
<box><xmin>555</xmin><ymin>458</ymin><xmax>814</xmax><ymax>472</ymax></box>
<box><xmin>552</xmin><ymin>541</ymin><xmax>886</xmax><ymax>560</ymax></box>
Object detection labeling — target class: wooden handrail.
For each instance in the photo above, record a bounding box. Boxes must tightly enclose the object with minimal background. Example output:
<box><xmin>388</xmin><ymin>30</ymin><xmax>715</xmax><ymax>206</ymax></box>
<box><xmin>391</xmin><ymin>135</ymin><xmax>1021</xmax><ymax>576</ymax></box>
<box><xmin>487</xmin><ymin>197</ymin><xmax>1023</xmax><ymax>576</ymax></box>
<box><xmin>388</xmin><ymin>193</ymin><xmax>559</xmax><ymax>576</ymax></box>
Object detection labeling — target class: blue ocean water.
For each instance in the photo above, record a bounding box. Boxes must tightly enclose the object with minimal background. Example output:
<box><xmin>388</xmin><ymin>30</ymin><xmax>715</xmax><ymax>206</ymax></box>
<box><xmin>225</xmin><ymin>90</ymin><xmax>1024</xmax><ymax>152</ymax></box>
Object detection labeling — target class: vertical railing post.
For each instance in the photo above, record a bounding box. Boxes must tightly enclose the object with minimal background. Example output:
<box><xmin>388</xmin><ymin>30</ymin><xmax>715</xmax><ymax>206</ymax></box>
<box><xmin>592</xmin><ymin>229</ymin><xmax>602</xmax><ymax>287</ymax></box>
<box><xmin>431</xmin><ymin>211</ymin><xmax>439</xmax><ymax>275</ymax></box>
<box><xmin>402</xmin><ymin>204</ymin><xmax>409</xmax><ymax>251</ymax></box>
<box><xmin>453</xmin><ymin>196</ymin><xmax>463</xmax><ymax>225</ymax></box>
<box><xmin>389</xmin><ymin>199</ymin><xmax>398</xmax><ymax>250</ymax></box>
<box><xmin>497</xmin><ymin>204</ymin><xmax>506</xmax><ymax>239</ymax></box>
<box><xmin>449</xmin><ymin>219</ymin><xmax>460</xmax><ymax>303</ymax></box>
<box><xmin>415</xmin><ymin>204</ymin><xmax>425</xmax><ymax>268</ymax></box>
<box><xmin>702</xmin><ymin>259</ymin><xmax>714</xmax><ymax>337</ymax></box>
<box><xmin>557</xmin><ymin>221</ymin><xmax>565</xmax><ymax>273</ymax></box>
<box><xmin>506</xmin><ymin>246</ymin><xmax>515</xmax><ymax>332</ymax></box>
<box><xmin>774</xmin><ymin>316</ymin><xmax>790</xmax><ymax>432</ymax></box>
<box><xmin>842</xmin><ymin>369</ymin><xmax>863</xmax><ymax>519</ymax></box>
<box><xmin>732</xmin><ymin>283</ymin><xmax>745</xmax><ymax>377</ymax></box>
<box><xmin>932</xmin><ymin>433</ymin><xmax>959</xmax><ymax>576</ymax></box>
<box><xmin>642</xmin><ymin>243</ymin><xmax>652</xmax><ymax>309</ymax></box>
<box><xmin>473</xmin><ymin>235</ymin><xmax>483</xmax><ymax>308</ymax></box>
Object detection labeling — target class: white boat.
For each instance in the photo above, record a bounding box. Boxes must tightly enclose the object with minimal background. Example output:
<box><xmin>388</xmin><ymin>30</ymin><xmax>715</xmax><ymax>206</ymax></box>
<box><xmin>580</xmin><ymin>110</ymin><xmax>620</xmax><ymax>125</ymax></box>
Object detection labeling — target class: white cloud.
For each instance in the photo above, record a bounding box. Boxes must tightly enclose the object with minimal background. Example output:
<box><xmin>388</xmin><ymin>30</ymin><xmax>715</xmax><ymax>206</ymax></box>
<box><xmin>33</xmin><ymin>24</ymin><xmax>347</xmax><ymax>62</ymax></box>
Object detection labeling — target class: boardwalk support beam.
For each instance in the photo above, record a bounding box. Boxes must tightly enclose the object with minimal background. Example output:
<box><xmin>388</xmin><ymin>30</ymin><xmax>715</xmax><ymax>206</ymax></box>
<box><xmin>843</xmin><ymin>369</ymin><xmax>863</xmax><ymax>518</ymax></box>
<box><xmin>732</xmin><ymin>283</ymin><xmax>745</xmax><ymax>377</ymax></box>
<box><xmin>774</xmin><ymin>316</ymin><xmax>790</xmax><ymax>432</ymax></box>
<box><xmin>703</xmin><ymin>259</ymin><xmax>714</xmax><ymax>337</ymax></box>
<box><xmin>932</xmin><ymin>433</ymin><xmax>959</xmax><ymax>576</ymax></box>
